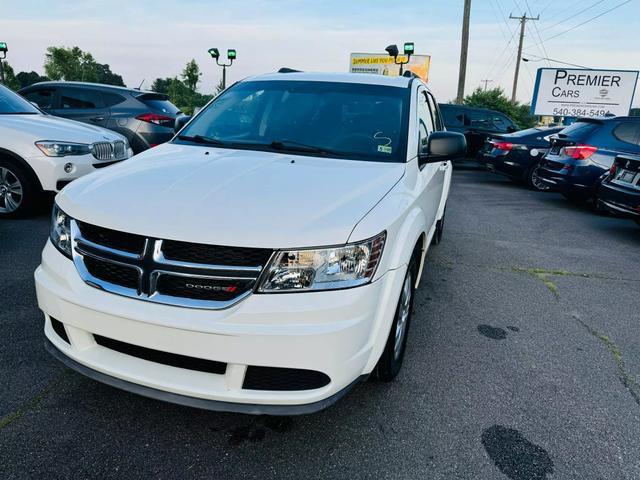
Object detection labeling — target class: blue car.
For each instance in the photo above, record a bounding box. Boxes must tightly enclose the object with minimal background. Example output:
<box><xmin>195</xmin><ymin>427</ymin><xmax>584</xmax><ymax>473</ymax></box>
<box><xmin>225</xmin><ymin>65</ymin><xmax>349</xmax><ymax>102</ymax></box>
<box><xmin>597</xmin><ymin>153</ymin><xmax>640</xmax><ymax>227</ymax></box>
<box><xmin>537</xmin><ymin>117</ymin><xmax>640</xmax><ymax>202</ymax></box>
<box><xmin>477</xmin><ymin>126</ymin><xmax>564</xmax><ymax>191</ymax></box>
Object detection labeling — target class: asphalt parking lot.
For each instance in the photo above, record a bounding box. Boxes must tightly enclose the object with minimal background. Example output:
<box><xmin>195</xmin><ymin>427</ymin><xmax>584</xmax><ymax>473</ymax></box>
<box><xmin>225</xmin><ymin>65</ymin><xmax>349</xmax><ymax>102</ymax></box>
<box><xmin>1</xmin><ymin>168</ymin><xmax>639</xmax><ymax>479</ymax></box>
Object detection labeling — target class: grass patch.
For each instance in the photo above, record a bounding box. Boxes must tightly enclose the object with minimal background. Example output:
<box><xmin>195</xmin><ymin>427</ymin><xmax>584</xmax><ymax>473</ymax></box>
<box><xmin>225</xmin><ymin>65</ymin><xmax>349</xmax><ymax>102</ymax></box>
<box><xmin>0</xmin><ymin>369</ymin><xmax>69</xmax><ymax>430</ymax></box>
<box><xmin>572</xmin><ymin>313</ymin><xmax>640</xmax><ymax>406</ymax></box>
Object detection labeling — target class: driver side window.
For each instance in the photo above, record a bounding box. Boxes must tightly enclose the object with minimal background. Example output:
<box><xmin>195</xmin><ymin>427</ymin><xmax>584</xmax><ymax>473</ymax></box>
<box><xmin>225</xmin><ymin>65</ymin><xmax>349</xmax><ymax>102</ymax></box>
<box><xmin>417</xmin><ymin>90</ymin><xmax>435</xmax><ymax>154</ymax></box>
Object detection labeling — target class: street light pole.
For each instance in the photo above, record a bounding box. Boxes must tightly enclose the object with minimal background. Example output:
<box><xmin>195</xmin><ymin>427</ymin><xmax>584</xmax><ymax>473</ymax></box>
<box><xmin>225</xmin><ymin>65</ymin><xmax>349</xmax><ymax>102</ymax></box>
<box><xmin>208</xmin><ymin>48</ymin><xmax>236</xmax><ymax>91</ymax></box>
<box><xmin>0</xmin><ymin>42</ymin><xmax>8</xmax><ymax>85</ymax></box>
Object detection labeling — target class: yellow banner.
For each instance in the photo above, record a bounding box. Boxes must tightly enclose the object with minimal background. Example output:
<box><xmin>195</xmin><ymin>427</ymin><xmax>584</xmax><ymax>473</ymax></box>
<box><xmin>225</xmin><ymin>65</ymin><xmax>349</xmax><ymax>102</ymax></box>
<box><xmin>349</xmin><ymin>53</ymin><xmax>431</xmax><ymax>82</ymax></box>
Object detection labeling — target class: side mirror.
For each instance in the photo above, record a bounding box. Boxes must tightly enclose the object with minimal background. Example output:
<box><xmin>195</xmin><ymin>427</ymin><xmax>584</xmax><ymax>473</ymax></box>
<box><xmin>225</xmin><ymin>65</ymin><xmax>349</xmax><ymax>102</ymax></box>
<box><xmin>174</xmin><ymin>115</ymin><xmax>192</xmax><ymax>133</ymax></box>
<box><xmin>419</xmin><ymin>131</ymin><xmax>467</xmax><ymax>164</ymax></box>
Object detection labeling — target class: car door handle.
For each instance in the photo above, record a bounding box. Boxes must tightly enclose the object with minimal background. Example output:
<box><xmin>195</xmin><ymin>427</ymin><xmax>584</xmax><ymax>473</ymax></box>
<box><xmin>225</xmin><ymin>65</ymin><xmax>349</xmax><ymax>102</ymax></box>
<box><xmin>90</xmin><ymin>116</ymin><xmax>105</xmax><ymax>122</ymax></box>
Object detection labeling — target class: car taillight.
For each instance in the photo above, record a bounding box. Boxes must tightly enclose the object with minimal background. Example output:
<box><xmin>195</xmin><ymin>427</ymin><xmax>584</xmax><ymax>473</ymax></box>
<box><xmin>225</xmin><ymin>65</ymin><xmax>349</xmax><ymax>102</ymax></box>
<box><xmin>135</xmin><ymin>113</ymin><xmax>174</xmax><ymax>126</ymax></box>
<box><xmin>493</xmin><ymin>141</ymin><xmax>513</xmax><ymax>151</ymax></box>
<box><xmin>562</xmin><ymin>145</ymin><xmax>597</xmax><ymax>160</ymax></box>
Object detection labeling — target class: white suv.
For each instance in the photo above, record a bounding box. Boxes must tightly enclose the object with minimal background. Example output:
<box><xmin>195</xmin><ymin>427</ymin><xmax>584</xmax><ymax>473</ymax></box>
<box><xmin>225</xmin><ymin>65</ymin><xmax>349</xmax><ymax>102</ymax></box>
<box><xmin>35</xmin><ymin>72</ymin><xmax>465</xmax><ymax>414</ymax></box>
<box><xmin>0</xmin><ymin>84</ymin><xmax>132</xmax><ymax>217</ymax></box>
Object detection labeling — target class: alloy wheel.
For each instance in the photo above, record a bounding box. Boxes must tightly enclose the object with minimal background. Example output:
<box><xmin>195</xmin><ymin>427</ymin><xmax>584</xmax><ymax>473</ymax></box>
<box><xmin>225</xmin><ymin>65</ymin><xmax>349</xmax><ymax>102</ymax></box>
<box><xmin>394</xmin><ymin>272</ymin><xmax>413</xmax><ymax>360</ymax></box>
<box><xmin>530</xmin><ymin>168</ymin><xmax>549</xmax><ymax>191</ymax></box>
<box><xmin>0</xmin><ymin>167</ymin><xmax>23</xmax><ymax>213</ymax></box>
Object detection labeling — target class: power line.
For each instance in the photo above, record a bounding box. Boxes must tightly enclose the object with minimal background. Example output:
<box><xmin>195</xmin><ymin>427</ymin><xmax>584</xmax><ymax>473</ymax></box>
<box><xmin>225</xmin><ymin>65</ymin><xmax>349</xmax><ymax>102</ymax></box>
<box><xmin>538</xmin><ymin>0</ymin><xmax>606</xmax><ymax>33</ymax></box>
<box><xmin>528</xmin><ymin>0</ymin><xmax>632</xmax><ymax>47</ymax></box>
<box><xmin>525</xmin><ymin>0</ymin><xmax>551</xmax><ymax>67</ymax></box>
<box><xmin>485</xmin><ymin>0</ymin><xmax>518</xmax><ymax>78</ymax></box>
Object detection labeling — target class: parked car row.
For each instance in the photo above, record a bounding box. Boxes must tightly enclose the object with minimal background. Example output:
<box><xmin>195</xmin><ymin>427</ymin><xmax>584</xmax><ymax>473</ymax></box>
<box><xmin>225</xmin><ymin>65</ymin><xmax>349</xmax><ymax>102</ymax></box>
<box><xmin>477</xmin><ymin>116</ymin><xmax>640</xmax><ymax>227</ymax></box>
<box><xmin>0</xmin><ymin>80</ymin><xmax>184</xmax><ymax>218</ymax></box>
<box><xmin>19</xmin><ymin>81</ymin><xmax>183</xmax><ymax>153</ymax></box>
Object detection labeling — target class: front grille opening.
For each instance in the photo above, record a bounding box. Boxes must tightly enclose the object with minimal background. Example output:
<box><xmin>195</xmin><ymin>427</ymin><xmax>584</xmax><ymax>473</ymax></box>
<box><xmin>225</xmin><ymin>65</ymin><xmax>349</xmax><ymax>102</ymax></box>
<box><xmin>156</xmin><ymin>275</ymin><xmax>254</xmax><ymax>302</ymax></box>
<box><xmin>243</xmin><ymin>366</ymin><xmax>330</xmax><ymax>391</ymax></box>
<box><xmin>94</xmin><ymin>335</ymin><xmax>227</xmax><ymax>375</ymax></box>
<box><xmin>50</xmin><ymin>317</ymin><xmax>70</xmax><ymax>344</ymax></box>
<box><xmin>83</xmin><ymin>256</ymin><xmax>139</xmax><ymax>289</ymax></box>
<box><xmin>161</xmin><ymin>240</ymin><xmax>272</xmax><ymax>268</ymax></box>
<box><xmin>77</xmin><ymin>221</ymin><xmax>146</xmax><ymax>255</ymax></box>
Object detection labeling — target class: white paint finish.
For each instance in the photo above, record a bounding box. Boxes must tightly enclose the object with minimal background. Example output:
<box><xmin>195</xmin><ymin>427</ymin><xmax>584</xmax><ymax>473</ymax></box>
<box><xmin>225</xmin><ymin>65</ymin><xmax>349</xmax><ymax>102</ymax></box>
<box><xmin>58</xmin><ymin>144</ymin><xmax>406</xmax><ymax>249</ymax></box>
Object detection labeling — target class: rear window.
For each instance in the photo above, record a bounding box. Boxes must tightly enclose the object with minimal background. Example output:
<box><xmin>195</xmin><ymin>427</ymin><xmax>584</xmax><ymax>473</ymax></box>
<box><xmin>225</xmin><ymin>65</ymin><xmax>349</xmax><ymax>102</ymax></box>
<box><xmin>103</xmin><ymin>92</ymin><xmax>126</xmax><ymax>107</ymax></box>
<box><xmin>137</xmin><ymin>94</ymin><xmax>180</xmax><ymax>115</ymax></box>
<box><xmin>557</xmin><ymin>121</ymin><xmax>598</xmax><ymax>140</ymax></box>
<box><xmin>612</xmin><ymin>122</ymin><xmax>640</xmax><ymax>146</ymax></box>
<box><xmin>439</xmin><ymin>105</ymin><xmax>464</xmax><ymax>127</ymax></box>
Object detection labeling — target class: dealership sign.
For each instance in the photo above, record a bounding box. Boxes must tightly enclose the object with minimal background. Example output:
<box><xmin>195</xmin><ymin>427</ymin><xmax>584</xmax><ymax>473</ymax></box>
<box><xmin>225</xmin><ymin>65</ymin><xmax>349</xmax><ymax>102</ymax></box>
<box><xmin>349</xmin><ymin>53</ymin><xmax>431</xmax><ymax>82</ymax></box>
<box><xmin>531</xmin><ymin>68</ymin><xmax>639</xmax><ymax>117</ymax></box>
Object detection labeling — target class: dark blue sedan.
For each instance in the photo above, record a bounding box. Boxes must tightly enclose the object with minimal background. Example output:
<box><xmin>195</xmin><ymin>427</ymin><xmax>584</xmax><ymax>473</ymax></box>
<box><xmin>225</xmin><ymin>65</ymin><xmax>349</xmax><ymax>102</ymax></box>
<box><xmin>477</xmin><ymin>126</ymin><xmax>564</xmax><ymax>190</ymax></box>
<box><xmin>537</xmin><ymin>117</ymin><xmax>640</xmax><ymax>202</ymax></box>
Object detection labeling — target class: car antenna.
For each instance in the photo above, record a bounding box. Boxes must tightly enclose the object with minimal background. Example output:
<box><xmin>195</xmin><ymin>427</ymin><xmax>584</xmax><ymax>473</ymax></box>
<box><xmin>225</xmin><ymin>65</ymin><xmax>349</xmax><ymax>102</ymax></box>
<box><xmin>137</xmin><ymin>78</ymin><xmax>145</xmax><ymax>90</ymax></box>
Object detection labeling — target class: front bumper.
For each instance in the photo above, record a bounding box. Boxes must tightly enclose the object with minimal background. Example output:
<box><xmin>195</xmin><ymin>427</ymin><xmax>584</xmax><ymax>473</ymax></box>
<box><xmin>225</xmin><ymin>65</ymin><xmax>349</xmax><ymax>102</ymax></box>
<box><xmin>27</xmin><ymin>153</ymin><xmax>127</xmax><ymax>192</ymax></box>
<box><xmin>598</xmin><ymin>181</ymin><xmax>640</xmax><ymax>218</ymax></box>
<box><xmin>35</xmin><ymin>242</ymin><xmax>406</xmax><ymax>414</ymax></box>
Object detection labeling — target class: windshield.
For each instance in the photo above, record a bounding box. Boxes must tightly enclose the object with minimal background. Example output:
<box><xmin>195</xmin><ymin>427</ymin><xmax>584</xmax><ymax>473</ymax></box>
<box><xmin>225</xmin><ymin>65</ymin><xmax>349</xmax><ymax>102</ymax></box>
<box><xmin>175</xmin><ymin>80</ymin><xmax>410</xmax><ymax>162</ymax></box>
<box><xmin>0</xmin><ymin>84</ymin><xmax>40</xmax><ymax>115</ymax></box>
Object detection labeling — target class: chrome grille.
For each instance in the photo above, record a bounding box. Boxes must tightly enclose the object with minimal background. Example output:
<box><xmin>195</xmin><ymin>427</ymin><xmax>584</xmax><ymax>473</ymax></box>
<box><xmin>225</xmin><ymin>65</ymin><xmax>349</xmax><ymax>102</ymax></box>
<box><xmin>70</xmin><ymin>221</ymin><xmax>273</xmax><ymax>309</ymax></box>
<box><xmin>91</xmin><ymin>141</ymin><xmax>128</xmax><ymax>161</ymax></box>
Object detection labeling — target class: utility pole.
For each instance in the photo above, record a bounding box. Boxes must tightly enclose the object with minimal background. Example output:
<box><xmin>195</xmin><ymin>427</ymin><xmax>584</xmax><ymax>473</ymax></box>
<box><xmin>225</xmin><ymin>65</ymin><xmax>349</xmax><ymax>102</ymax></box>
<box><xmin>481</xmin><ymin>79</ymin><xmax>493</xmax><ymax>91</ymax></box>
<box><xmin>456</xmin><ymin>0</ymin><xmax>471</xmax><ymax>104</ymax></box>
<box><xmin>509</xmin><ymin>13</ymin><xmax>539</xmax><ymax>103</ymax></box>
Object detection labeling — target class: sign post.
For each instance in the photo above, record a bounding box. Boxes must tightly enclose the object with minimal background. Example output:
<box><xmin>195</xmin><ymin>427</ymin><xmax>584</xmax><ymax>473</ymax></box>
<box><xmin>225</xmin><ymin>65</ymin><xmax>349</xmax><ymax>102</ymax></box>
<box><xmin>531</xmin><ymin>68</ymin><xmax>639</xmax><ymax>117</ymax></box>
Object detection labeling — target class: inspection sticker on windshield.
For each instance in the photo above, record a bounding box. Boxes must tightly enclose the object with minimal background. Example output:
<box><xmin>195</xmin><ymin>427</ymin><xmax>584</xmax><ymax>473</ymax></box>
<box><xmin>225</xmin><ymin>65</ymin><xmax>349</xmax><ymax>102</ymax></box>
<box><xmin>377</xmin><ymin>145</ymin><xmax>392</xmax><ymax>154</ymax></box>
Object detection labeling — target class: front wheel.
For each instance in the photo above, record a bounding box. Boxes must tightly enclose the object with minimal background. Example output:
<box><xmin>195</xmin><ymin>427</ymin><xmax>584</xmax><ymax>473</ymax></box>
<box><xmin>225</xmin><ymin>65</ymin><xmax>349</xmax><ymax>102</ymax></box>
<box><xmin>375</xmin><ymin>260</ymin><xmax>416</xmax><ymax>382</ymax></box>
<box><xmin>0</xmin><ymin>160</ymin><xmax>39</xmax><ymax>218</ymax></box>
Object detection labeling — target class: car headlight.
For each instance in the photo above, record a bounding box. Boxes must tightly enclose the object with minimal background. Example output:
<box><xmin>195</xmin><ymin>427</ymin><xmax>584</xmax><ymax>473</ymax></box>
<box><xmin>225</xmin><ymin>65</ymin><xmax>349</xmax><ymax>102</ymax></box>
<box><xmin>50</xmin><ymin>204</ymin><xmax>73</xmax><ymax>259</ymax></box>
<box><xmin>36</xmin><ymin>141</ymin><xmax>91</xmax><ymax>157</ymax></box>
<box><xmin>258</xmin><ymin>232</ymin><xmax>386</xmax><ymax>292</ymax></box>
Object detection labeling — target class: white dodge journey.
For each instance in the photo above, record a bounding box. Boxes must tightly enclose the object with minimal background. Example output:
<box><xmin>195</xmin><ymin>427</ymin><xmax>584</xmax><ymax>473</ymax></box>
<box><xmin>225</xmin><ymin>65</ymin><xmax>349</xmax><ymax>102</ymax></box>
<box><xmin>35</xmin><ymin>71</ymin><xmax>465</xmax><ymax>414</ymax></box>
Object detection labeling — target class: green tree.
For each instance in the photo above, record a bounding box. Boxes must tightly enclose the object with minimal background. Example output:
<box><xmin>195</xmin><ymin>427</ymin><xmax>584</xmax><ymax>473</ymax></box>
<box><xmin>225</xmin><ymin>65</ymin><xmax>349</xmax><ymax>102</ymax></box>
<box><xmin>214</xmin><ymin>77</ymin><xmax>225</xmax><ymax>96</ymax></box>
<box><xmin>43</xmin><ymin>46</ymin><xmax>124</xmax><ymax>86</ymax></box>
<box><xmin>15</xmin><ymin>71</ymin><xmax>49</xmax><ymax>89</ymax></box>
<box><xmin>463</xmin><ymin>87</ymin><xmax>535</xmax><ymax>129</ymax></box>
<box><xmin>181</xmin><ymin>59</ymin><xmax>201</xmax><ymax>92</ymax></box>
<box><xmin>151</xmin><ymin>77</ymin><xmax>172</xmax><ymax>94</ymax></box>
<box><xmin>0</xmin><ymin>61</ymin><xmax>21</xmax><ymax>90</ymax></box>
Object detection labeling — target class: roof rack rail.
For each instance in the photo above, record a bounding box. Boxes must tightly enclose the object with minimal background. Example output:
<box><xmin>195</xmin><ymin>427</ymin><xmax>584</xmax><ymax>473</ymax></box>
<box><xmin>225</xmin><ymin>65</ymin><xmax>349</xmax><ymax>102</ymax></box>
<box><xmin>402</xmin><ymin>71</ymin><xmax>420</xmax><ymax>79</ymax></box>
<box><xmin>278</xmin><ymin>68</ymin><xmax>302</xmax><ymax>73</ymax></box>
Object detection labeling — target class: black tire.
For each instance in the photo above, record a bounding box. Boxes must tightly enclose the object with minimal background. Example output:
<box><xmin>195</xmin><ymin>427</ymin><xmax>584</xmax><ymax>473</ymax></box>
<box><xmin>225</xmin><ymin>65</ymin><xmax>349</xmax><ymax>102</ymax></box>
<box><xmin>375</xmin><ymin>256</ymin><xmax>417</xmax><ymax>382</ymax></box>
<box><xmin>0</xmin><ymin>158</ymin><xmax>40</xmax><ymax>218</ymax></box>
<box><xmin>526</xmin><ymin>164</ymin><xmax>550</xmax><ymax>191</ymax></box>
<box><xmin>431</xmin><ymin>208</ymin><xmax>446</xmax><ymax>246</ymax></box>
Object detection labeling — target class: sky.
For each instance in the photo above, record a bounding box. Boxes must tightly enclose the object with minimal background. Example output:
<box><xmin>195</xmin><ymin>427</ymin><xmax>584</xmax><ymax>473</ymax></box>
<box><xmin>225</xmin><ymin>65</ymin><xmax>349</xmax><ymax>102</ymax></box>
<box><xmin>1</xmin><ymin>0</ymin><xmax>639</xmax><ymax>106</ymax></box>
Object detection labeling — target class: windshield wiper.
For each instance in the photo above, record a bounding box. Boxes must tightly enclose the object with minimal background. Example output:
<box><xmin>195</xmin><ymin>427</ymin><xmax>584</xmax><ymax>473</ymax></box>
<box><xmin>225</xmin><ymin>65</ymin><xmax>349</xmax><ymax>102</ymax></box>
<box><xmin>177</xmin><ymin>134</ymin><xmax>226</xmax><ymax>146</ymax></box>
<box><xmin>268</xmin><ymin>140</ymin><xmax>339</xmax><ymax>156</ymax></box>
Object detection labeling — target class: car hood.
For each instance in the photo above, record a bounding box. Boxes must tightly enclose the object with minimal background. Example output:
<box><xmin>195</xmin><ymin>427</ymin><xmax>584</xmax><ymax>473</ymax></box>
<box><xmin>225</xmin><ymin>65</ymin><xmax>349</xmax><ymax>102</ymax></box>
<box><xmin>0</xmin><ymin>113</ymin><xmax>123</xmax><ymax>143</ymax></box>
<box><xmin>58</xmin><ymin>144</ymin><xmax>405</xmax><ymax>248</ymax></box>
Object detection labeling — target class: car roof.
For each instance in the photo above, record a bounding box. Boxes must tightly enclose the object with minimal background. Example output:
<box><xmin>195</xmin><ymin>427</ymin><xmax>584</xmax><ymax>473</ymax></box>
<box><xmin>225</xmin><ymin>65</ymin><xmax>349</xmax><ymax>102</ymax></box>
<box><xmin>244</xmin><ymin>71</ymin><xmax>415</xmax><ymax>89</ymax></box>
<box><xmin>20</xmin><ymin>81</ymin><xmax>150</xmax><ymax>95</ymax></box>
<box><xmin>438</xmin><ymin>103</ymin><xmax>507</xmax><ymax>115</ymax></box>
